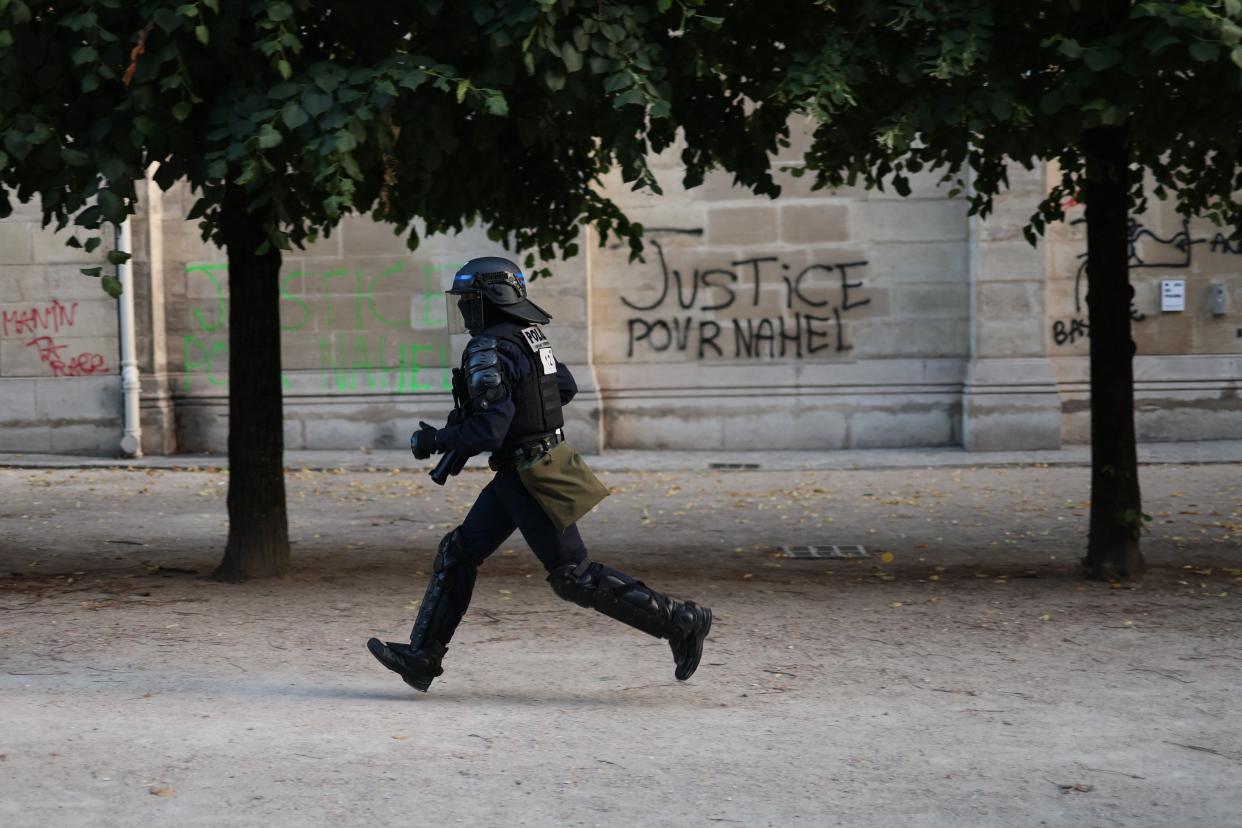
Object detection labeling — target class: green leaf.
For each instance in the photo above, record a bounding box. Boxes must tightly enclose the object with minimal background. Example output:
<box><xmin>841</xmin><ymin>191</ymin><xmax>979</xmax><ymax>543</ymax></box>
<box><xmin>71</xmin><ymin>45</ymin><xmax>98</xmax><ymax>65</ymax></box>
<box><xmin>258</xmin><ymin>124</ymin><xmax>282</xmax><ymax>149</ymax></box>
<box><xmin>277</xmin><ymin>59</ymin><xmax>293</xmax><ymax>80</ymax></box>
<box><xmin>173</xmin><ymin>101</ymin><xmax>193</xmax><ymax>122</ymax></box>
<box><xmin>268</xmin><ymin>2</ymin><xmax>293</xmax><ymax>22</ymax></box>
<box><xmin>154</xmin><ymin>8</ymin><xmax>181</xmax><ymax>32</ymax></box>
<box><xmin>456</xmin><ymin>78</ymin><xmax>469</xmax><ymax>102</ymax></box>
<box><xmin>81</xmin><ymin>266</ymin><xmax>103</xmax><ymax>278</ymax></box>
<box><xmin>84</xmin><ymin>237</ymin><xmax>102</xmax><ymax>253</ymax></box>
<box><xmin>106</xmin><ymin>249</ymin><xmax>131</xmax><ymax>265</ymax></box>
<box><xmin>1232</xmin><ymin>45</ymin><xmax>1242</xmax><ymax>69</ymax></box>
<box><xmin>485</xmin><ymin>92</ymin><xmax>509</xmax><ymax>117</ymax></box>
<box><xmin>61</xmin><ymin>148</ymin><xmax>90</xmax><ymax>166</ymax></box>
<box><xmin>97</xmin><ymin>189</ymin><xmax>126</xmax><ymax>223</ymax></box>
<box><xmin>302</xmin><ymin>89</ymin><xmax>333</xmax><ymax>115</ymax></box>
<box><xmin>656</xmin><ymin>0</ymin><xmax>672</xmax><ymax>12</ymax></box>
<box><xmin>281</xmin><ymin>101</ymin><xmax>309</xmax><ymax>128</ymax></box>
<box><xmin>101</xmin><ymin>275</ymin><xmax>123</xmax><ymax>298</ymax></box>
<box><xmin>0</xmin><ymin>30</ymin><xmax>12</xmax><ymax>48</ymax></box>
<box><xmin>561</xmin><ymin>43</ymin><xmax>583</xmax><ymax>73</ymax></box>
<box><xmin>1189</xmin><ymin>41</ymin><xmax>1220</xmax><ymax>62</ymax></box>
<box><xmin>195</xmin><ymin>25</ymin><xmax>210</xmax><ymax>45</ymax></box>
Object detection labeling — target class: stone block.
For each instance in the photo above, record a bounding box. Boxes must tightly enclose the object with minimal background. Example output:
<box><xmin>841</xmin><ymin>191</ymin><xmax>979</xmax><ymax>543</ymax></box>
<box><xmin>36</xmin><ymin>375</ymin><xmax>120</xmax><ymax>420</ymax></box>
<box><xmin>975</xmin><ymin>318</ymin><xmax>1047</xmax><ymax>359</ymax></box>
<box><xmin>975</xmin><ymin>239</ymin><xmax>1046</xmax><ymax>282</ymax></box>
<box><xmin>852</xmin><ymin>200</ymin><xmax>968</xmax><ymax>243</ymax></box>
<box><xmin>978</xmin><ymin>282</ymin><xmax>1042</xmax><ymax>318</ymax></box>
<box><xmin>850</xmin><ymin>319</ymin><xmax>968</xmax><ymax>359</ymax></box>
<box><xmin>0</xmin><ymin>378</ymin><xmax>36</xmax><ymax>418</ymax></box>
<box><xmin>1132</xmin><ymin>314</ymin><xmax>1194</xmax><ymax>357</ymax></box>
<box><xmin>894</xmin><ymin>283</ymin><xmax>969</xmax><ymax>319</ymax></box>
<box><xmin>0</xmin><ymin>425</ymin><xmax>52</xmax><ymax>452</ymax></box>
<box><xmin>847</xmin><ymin>403</ymin><xmax>957</xmax><ymax>448</ymax></box>
<box><xmin>338</xmin><ymin>218</ymin><xmax>414</xmax><ymax>258</ymax></box>
<box><xmin>866</xmin><ymin>241</ymin><xmax>968</xmax><ymax>283</ymax></box>
<box><xmin>8</xmin><ymin>266</ymin><xmax>48</xmax><ymax>303</ymax></box>
<box><xmin>0</xmin><ymin>222</ymin><xmax>33</xmax><ymax>264</ymax></box>
<box><xmin>974</xmin><ymin>197</ymin><xmax>1042</xmax><ymax>243</ymax></box>
<box><xmin>780</xmin><ymin>204</ymin><xmax>849</xmax><ymax>245</ymax></box>
<box><xmin>706</xmin><ymin>205</ymin><xmax>778</xmax><ymax>247</ymax></box>
<box><xmin>864</xmin><ymin>168</ymin><xmax>956</xmax><ymax>201</ymax></box>
<box><xmin>30</xmin><ymin>223</ymin><xmax>111</xmax><ymax>265</ymax></box>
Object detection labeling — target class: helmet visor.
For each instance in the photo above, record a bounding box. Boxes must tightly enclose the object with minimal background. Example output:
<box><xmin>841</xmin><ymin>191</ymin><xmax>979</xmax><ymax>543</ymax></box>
<box><xmin>446</xmin><ymin>292</ymin><xmax>484</xmax><ymax>335</ymax></box>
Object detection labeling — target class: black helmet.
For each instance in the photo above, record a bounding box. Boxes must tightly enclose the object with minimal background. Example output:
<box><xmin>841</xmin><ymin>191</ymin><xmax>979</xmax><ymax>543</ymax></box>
<box><xmin>445</xmin><ymin>256</ymin><xmax>552</xmax><ymax>334</ymax></box>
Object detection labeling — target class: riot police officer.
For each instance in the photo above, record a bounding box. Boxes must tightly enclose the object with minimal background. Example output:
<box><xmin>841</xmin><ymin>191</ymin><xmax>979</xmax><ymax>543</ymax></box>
<box><xmin>367</xmin><ymin>256</ymin><xmax>712</xmax><ymax>693</ymax></box>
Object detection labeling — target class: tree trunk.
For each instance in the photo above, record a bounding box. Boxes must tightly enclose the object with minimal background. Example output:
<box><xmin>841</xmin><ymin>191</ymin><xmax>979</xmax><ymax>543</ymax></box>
<box><xmin>212</xmin><ymin>183</ymin><xmax>290</xmax><ymax>581</ymax></box>
<box><xmin>1081</xmin><ymin>124</ymin><xmax>1144</xmax><ymax>580</ymax></box>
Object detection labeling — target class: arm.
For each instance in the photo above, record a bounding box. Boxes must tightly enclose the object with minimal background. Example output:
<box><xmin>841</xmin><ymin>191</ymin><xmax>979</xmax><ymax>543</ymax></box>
<box><xmin>556</xmin><ymin>360</ymin><xmax>577</xmax><ymax>406</ymax></box>
<box><xmin>433</xmin><ymin>337</ymin><xmax>520</xmax><ymax>454</ymax></box>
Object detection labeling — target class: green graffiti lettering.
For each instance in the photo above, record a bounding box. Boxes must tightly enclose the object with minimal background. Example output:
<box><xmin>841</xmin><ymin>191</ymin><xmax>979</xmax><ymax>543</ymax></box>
<box><xmin>396</xmin><ymin>343</ymin><xmax>434</xmax><ymax>392</ymax></box>
<box><xmin>186</xmin><ymin>264</ymin><xmax>228</xmax><ymax>333</ymax></box>
<box><xmin>183</xmin><ymin>334</ymin><xmax>228</xmax><ymax>391</ymax></box>
<box><xmin>280</xmin><ymin>271</ymin><xmax>311</xmax><ymax>332</ymax></box>
<box><xmin>322</xmin><ymin>268</ymin><xmax>350</xmax><ymax>327</ymax></box>
<box><xmin>367</xmin><ymin>261</ymin><xmax>406</xmax><ymax>328</ymax></box>
<box><xmin>422</xmin><ymin>265</ymin><xmax>447</xmax><ymax>328</ymax></box>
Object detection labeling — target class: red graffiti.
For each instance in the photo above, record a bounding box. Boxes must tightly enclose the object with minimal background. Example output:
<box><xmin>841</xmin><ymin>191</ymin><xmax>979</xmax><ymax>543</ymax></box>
<box><xmin>24</xmin><ymin>336</ymin><xmax>108</xmax><ymax>377</ymax></box>
<box><xmin>1</xmin><ymin>299</ymin><xmax>79</xmax><ymax>337</ymax></box>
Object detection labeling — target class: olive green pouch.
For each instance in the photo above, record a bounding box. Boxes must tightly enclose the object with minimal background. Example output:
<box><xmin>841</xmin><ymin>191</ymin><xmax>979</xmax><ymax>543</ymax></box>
<box><xmin>516</xmin><ymin>440</ymin><xmax>610</xmax><ymax>533</ymax></box>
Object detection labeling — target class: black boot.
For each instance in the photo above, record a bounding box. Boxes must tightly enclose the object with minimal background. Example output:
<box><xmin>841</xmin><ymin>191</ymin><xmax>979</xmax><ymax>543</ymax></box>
<box><xmin>367</xmin><ymin>638</ymin><xmax>446</xmax><ymax>693</ymax></box>
<box><xmin>668</xmin><ymin>601</ymin><xmax>712</xmax><ymax>681</ymax></box>
<box><xmin>549</xmin><ymin>559</ymin><xmax>713</xmax><ymax>681</ymax></box>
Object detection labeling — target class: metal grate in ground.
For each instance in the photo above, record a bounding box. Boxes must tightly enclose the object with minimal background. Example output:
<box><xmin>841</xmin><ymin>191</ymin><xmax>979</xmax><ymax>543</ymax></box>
<box><xmin>779</xmin><ymin>544</ymin><xmax>869</xmax><ymax>559</ymax></box>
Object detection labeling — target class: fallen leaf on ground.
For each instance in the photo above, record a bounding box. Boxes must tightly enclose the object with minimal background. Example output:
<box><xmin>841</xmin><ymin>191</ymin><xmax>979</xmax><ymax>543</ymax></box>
<box><xmin>149</xmin><ymin>786</ymin><xmax>174</xmax><ymax>797</ymax></box>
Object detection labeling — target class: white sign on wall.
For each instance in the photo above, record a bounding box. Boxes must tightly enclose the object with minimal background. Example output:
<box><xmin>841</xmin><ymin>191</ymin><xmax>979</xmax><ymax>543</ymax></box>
<box><xmin>1160</xmin><ymin>279</ymin><xmax>1186</xmax><ymax>312</ymax></box>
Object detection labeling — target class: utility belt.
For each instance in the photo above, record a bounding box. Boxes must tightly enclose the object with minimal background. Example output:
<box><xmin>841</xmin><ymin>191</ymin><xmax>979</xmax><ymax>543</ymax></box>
<box><xmin>488</xmin><ymin>428</ymin><xmax>564</xmax><ymax>472</ymax></box>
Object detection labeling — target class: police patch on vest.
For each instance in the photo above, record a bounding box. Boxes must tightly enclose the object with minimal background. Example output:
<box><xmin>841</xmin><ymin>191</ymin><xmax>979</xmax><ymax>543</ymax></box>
<box><xmin>537</xmin><ymin>347</ymin><xmax>556</xmax><ymax>375</ymax></box>
<box><xmin>518</xmin><ymin>326</ymin><xmax>550</xmax><ymax>352</ymax></box>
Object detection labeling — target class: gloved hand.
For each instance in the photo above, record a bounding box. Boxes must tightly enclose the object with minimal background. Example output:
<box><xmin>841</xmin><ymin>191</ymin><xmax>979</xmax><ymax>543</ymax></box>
<box><xmin>410</xmin><ymin>421</ymin><xmax>441</xmax><ymax>460</ymax></box>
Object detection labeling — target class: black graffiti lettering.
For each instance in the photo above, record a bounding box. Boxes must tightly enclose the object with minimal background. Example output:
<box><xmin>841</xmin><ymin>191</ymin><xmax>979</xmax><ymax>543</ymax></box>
<box><xmin>627</xmin><ymin>319</ymin><xmax>651</xmax><ymax>357</ymax></box>
<box><xmin>1210</xmin><ymin>233</ymin><xmax>1242</xmax><ymax>255</ymax></box>
<box><xmin>647</xmin><ymin>319</ymin><xmax>673</xmax><ymax>351</ymax></box>
<box><xmin>1051</xmin><ymin>317</ymin><xmax>1090</xmax><ymax>346</ymax></box>
<box><xmin>620</xmin><ymin>240</ymin><xmax>672</xmax><ymax>311</ymax></box>
<box><xmin>838</xmin><ymin>261</ymin><xmax>871</xmax><ymax>312</ymax></box>
<box><xmin>753</xmin><ymin>318</ymin><xmax>776</xmax><ymax>358</ymax></box>
<box><xmin>778</xmin><ymin>313</ymin><xmax>803</xmax><ymax>358</ymax></box>
<box><xmin>787</xmin><ymin>265</ymin><xmax>831</xmax><ymax>308</ymax></box>
<box><xmin>672</xmin><ymin>316</ymin><xmax>693</xmax><ymax>351</ymax></box>
<box><xmin>732</xmin><ymin>256</ymin><xmax>778</xmax><ymax>307</ymax></box>
<box><xmin>805</xmin><ymin>314</ymin><xmax>832</xmax><ymax>354</ymax></box>
<box><xmin>699</xmin><ymin>269</ymin><xmax>738</xmax><ymax>311</ymax></box>
<box><xmin>733</xmin><ymin>318</ymin><xmax>754</xmax><ymax>357</ymax></box>
<box><xmin>833</xmin><ymin>307</ymin><xmax>852</xmax><ymax>352</ymax></box>
<box><xmin>699</xmin><ymin>320</ymin><xmax>723</xmax><ymax>358</ymax></box>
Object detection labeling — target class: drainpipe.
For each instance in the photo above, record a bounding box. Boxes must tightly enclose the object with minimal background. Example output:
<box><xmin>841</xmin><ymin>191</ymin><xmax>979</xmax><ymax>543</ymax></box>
<box><xmin>116</xmin><ymin>218</ymin><xmax>143</xmax><ymax>458</ymax></box>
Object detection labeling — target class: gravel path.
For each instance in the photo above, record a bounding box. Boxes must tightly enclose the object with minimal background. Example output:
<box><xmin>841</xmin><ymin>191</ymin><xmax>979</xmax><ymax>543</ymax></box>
<box><xmin>1</xmin><ymin>464</ymin><xmax>1239</xmax><ymax>827</ymax></box>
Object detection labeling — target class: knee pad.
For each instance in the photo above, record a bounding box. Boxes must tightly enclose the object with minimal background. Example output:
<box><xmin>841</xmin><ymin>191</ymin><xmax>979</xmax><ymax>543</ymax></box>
<box><xmin>434</xmin><ymin>527</ymin><xmax>474</xmax><ymax>573</ymax></box>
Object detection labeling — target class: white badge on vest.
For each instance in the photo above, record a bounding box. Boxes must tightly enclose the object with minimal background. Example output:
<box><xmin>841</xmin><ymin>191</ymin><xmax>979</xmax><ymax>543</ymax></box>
<box><xmin>520</xmin><ymin>327</ymin><xmax>557</xmax><ymax>375</ymax></box>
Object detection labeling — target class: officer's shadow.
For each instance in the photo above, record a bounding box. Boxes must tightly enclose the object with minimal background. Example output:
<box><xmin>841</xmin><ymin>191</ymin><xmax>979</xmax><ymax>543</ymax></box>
<box><xmin>299</xmin><ymin>681</ymin><xmax>700</xmax><ymax>709</ymax></box>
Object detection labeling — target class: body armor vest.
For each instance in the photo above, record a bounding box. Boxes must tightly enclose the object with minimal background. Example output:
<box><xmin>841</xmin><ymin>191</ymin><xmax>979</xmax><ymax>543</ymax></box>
<box><xmin>476</xmin><ymin>321</ymin><xmax>564</xmax><ymax>446</ymax></box>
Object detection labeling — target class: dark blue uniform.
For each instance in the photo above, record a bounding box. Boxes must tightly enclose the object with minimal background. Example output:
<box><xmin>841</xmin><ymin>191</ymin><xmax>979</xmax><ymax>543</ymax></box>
<box><xmin>368</xmin><ymin>272</ymin><xmax>711</xmax><ymax>692</ymax></box>
<box><xmin>433</xmin><ymin>338</ymin><xmax>589</xmax><ymax>574</ymax></box>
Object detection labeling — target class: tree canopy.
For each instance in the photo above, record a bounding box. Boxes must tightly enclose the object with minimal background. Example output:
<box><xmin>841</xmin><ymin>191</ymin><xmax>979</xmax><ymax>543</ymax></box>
<box><xmin>0</xmin><ymin>0</ymin><xmax>805</xmax><ymax>285</ymax></box>
<box><xmin>776</xmin><ymin>0</ymin><xmax>1242</xmax><ymax>238</ymax></box>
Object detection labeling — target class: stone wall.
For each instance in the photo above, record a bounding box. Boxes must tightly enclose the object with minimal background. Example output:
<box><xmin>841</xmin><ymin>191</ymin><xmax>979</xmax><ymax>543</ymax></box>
<box><xmin>0</xmin><ymin>199</ymin><xmax>119</xmax><ymax>453</ymax></box>
<box><xmin>2</xmin><ymin>151</ymin><xmax>1240</xmax><ymax>456</ymax></box>
<box><xmin>1044</xmin><ymin>185</ymin><xmax>1242</xmax><ymax>444</ymax></box>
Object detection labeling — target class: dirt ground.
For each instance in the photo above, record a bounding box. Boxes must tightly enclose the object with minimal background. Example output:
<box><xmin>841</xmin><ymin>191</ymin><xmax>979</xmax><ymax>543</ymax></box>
<box><xmin>1</xmin><ymin>463</ymin><xmax>1240</xmax><ymax>827</ymax></box>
